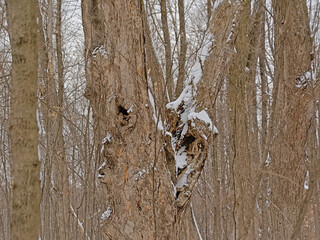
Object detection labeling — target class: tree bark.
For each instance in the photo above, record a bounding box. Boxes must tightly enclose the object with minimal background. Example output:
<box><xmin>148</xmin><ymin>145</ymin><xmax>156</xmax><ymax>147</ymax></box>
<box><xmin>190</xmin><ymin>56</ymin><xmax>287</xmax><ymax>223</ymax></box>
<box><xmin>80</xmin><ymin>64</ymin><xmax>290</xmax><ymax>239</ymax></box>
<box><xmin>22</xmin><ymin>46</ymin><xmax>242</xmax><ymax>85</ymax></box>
<box><xmin>160</xmin><ymin>0</ymin><xmax>174</xmax><ymax>101</ymax></box>
<box><xmin>82</xmin><ymin>0</ymin><xmax>215</xmax><ymax>239</ymax></box>
<box><xmin>176</xmin><ymin>0</ymin><xmax>187</xmax><ymax>97</ymax></box>
<box><xmin>82</xmin><ymin>1</ymin><xmax>176</xmax><ymax>238</ymax></box>
<box><xmin>6</xmin><ymin>0</ymin><xmax>40</xmax><ymax>239</ymax></box>
<box><xmin>266</xmin><ymin>0</ymin><xmax>313</xmax><ymax>238</ymax></box>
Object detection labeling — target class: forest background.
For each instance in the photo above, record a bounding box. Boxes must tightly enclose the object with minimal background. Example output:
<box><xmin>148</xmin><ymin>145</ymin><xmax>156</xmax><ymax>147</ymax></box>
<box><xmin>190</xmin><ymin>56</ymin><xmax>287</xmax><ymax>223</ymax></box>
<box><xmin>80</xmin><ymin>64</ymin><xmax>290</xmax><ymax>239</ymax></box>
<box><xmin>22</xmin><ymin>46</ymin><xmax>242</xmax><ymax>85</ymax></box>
<box><xmin>1</xmin><ymin>0</ymin><xmax>320</xmax><ymax>239</ymax></box>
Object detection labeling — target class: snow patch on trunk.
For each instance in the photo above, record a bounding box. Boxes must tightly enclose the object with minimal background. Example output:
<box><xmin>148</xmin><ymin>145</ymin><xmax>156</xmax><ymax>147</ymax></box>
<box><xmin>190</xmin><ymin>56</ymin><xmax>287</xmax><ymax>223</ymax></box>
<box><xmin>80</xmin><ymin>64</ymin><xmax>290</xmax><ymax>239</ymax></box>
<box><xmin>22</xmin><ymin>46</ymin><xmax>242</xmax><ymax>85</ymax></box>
<box><xmin>176</xmin><ymin>165</ymin><xmax>193</xmax><ymax>188</ymax></box>
<box><xmin>303</xmin><ymin>170</ymin><xmax>309</xmax><ymax>190</ymax></box>
<box><xmin>92</xmin><ymin>45</ymin><xmax>108</xmax><ymax>58</ymax></box>
<box><xmin>175</xmin><ymin>147</ymin><xmax>188</xmax><ymax>171</ymax></box>
<box><xmin>101</xmin><ymin>206</ymin><xmax>112</xmax><ymax>220</ymax></box>
<box><xmin>101</xmin><ymin>132</ymin><xmax>112</xmax><ymax>153</ymax></box>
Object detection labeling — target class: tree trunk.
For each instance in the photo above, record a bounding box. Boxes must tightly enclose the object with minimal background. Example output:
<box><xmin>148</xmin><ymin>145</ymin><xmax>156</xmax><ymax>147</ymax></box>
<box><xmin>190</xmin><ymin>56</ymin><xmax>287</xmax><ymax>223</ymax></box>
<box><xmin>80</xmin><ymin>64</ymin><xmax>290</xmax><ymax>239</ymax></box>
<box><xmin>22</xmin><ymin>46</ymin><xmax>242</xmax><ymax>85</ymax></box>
<box><xmin>270</xmin><ymin>0</ymin><xmax>313</xmax><ymax>238</ymax></box>
<box><xmin>81</xmin><ymin>0</ymin><xmax>214</xmax><ymax>239</ymax></box>
<box><xmin>82</xmin><ymin>1</ymin><xmax>176</xmax><ymax>238</ymax></box>
<box><xmin>55</xmin><ymin>0</ymin><xmax>70</xmax><ymax>238</ymax></box>
<box><xmin>6</xmin><ymin>0</ymin><xmax>40</xmax><ymax>239</ymax></box>
<box><xmin>160</xmin><ymin>0</ymin><xmax>174</xmax><ymax>101</ymax></box>
<box><xmin>176</xmin><ymin>0</ymin><xmax>187</xmax><ymax>97</ymax></box>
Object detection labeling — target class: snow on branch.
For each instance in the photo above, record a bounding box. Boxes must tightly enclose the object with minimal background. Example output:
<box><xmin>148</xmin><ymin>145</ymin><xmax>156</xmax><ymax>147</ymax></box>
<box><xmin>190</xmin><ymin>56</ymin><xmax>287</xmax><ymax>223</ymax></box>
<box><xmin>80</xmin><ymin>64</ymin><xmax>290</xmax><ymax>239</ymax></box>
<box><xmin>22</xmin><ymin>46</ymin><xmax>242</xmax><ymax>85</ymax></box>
<box><xmin>165</xmin><ymin>81</ymin><xmax>218</xmax><ymax>208</ymax></box>
<box><xmin>70</xmin><ymin>205</ymin><xmax>91</xmax><ymax>240</ymax></box>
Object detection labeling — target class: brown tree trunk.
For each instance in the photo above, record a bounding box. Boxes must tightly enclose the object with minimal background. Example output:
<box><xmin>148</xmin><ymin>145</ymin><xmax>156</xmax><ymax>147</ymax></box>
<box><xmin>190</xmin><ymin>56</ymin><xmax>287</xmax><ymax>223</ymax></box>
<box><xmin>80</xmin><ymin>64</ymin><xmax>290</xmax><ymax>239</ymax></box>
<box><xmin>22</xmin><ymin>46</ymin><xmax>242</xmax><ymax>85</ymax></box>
<box><xmin>160</xmin><ymin>0</ymin><xmax>174</xmax><ymax>101</ymax></box>
<box><xmin>270</xmin><ymin>0</ymin><xmax>313</xmax><ymax>238</ymax></box>
<box><xmin>176</xmin><ymin>0</ymin><xmax>187</xmax><ymax>97</ymax></box>
<box><xmin>6</xmin><ymin>0</ymin><xmax>40</xmax><ymax>239</ymax></box>
<box><xmin>82</xmin><ymin>1</ymin><xmax>176</xmax><ymax>238</ymax></box>
<box><xmin>81</xmin><ymin>0</ymin><xmax>215</xmax><ymax>239</ymax></box>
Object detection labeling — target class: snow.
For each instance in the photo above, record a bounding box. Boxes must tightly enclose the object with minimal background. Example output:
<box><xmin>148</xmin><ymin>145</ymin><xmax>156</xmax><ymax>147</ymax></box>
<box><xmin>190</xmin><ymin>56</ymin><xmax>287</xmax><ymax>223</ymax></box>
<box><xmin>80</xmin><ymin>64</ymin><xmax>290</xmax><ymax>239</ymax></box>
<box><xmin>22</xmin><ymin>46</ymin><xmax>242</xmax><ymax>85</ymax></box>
<box><xmin>135</xmin><ymin>168</ymin><xmax>149</xmax><ymax>180</ymax></box>
<box><xmin>213</xmin><ymin>0</ymin><xmax>223</xmax><ymax>10</ymax></box>
<box><xmin>127</xmin><ymin>104</ymin><xmax>134</xmax><ymax>113</ymax></box>
<box><xmin>188</xmin><ymin>110</ymin><xmax>213</xmax><ymax>131</ymax></box>
<box><xmin>192</xmin><ymin>35</ymin><xmax>213</xmax><ymax>85</ymax></box>
<box><xmin>166</xmin><ymin>85</ymin><xmax>193</xmax><ymax>112</ymax></box>
<box><xmin>295</xmin><ymin>70</ymin><xmax>311</xmax><ymax>88</ymax></box>
<box><xmin>303</xmin><ymin>170</ymin><xmax>309</xmax><ymax>190</ymax></box>
<box><xmin>227</xmin><ymin>32</ymin><xmax>233</xmax><ymax>43</ymax></box>
<box><xmin>165</xmin><ymin>33</ymin><xmax>218</xmax><ymax>194</ymax></box>
<box><xmin>175</xmin><ymin>147</ymin><xmax>188</xmax><ymax>171</ymax></box>
<box><xmin>102</xmin><ymin>133</ymin><xmax>112</xmax><ymax>144</ymax></box>
<box><xmin>265</xmin><ymin>152</ymin><xmax>271</xmax><ymax>166</ymax></box>
<box><xmin>148</xmin><ymin>89</ymin><xmax>164</xmax><ymax>131</ymax></box>
<box><xmin>98</xmin><ymin>161</ymin><xmax>106</xmax><ymax>169</ymax></box>
<box><xmin>101</xmin><ymin>206</ymin><xmax>112</xmax><ymax>220</ymax></box>
<box><xmin>213</xmin><ymin>125</ymin><xmax>219</xmax><ymax>134</ymax></box>
<box><xmin>36</xmin><ymin>108</ymin><xmax>43</xmax><ymax>162</ymax></box>
<box><xmin>98</xmin><ymin>162</ymin><xmax>106</xmax><ymax>178</ymax></box>
<box><xmin>101</xmin><ymin>133</ymin><xmax>112</xmax><ymax>153</ymax></box>
<box><xmin>107</xmin><ymin>94</ymin><xmax>116</xmax><ymax>102</ymax></box>
<box><xmin>92</xmin><ymin>46</ymin><xmax>108</xmax><ymax>58</ymax></box>
<box><xmin>227</xmin><ymin>12</ymin><xmax>238</xmax><ymax>44</ymax></box>
<box><xmin>70</xmin><ymin>205</ymin><xmax>91</xmax><ymax>240</ymax></box>
<box><xmin>176</xmin><ymin>165</ymin><xmax>193</xmax><ymax>188</ymax></box>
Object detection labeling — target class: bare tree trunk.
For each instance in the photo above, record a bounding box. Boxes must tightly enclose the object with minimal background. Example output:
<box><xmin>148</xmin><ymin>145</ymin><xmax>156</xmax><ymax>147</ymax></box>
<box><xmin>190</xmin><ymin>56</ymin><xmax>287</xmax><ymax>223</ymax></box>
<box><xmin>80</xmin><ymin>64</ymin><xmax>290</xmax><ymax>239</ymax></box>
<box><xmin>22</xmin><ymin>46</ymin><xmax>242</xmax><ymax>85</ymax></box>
<box><xmin>82</xmin><ymin>0</ymin><xmax>215</xmax><ymax>239</ymax></box>
<box><xmin>202</xmin><ymin>1</ymin><xmax>244</xmax><ymax>238</ymax></box>
<box><xmin>55</xmin><ymin>0</ymin><xmax>70</xmax><ymax>238</ymax></box>
<box><xmin>6</xmin><ymin>0</ymin><xmax>40</xmax><ymax>239</ymax></box>
<box><xmin>180</xmin><ymin>204</ymin><xmax>201</xmax><ymax>240</ymax></box>
<box><xmin>226</xmin><ymin>1</ymin><xmax>256</xmax><ymax>238</ymax></box>
<box><xmin>314</xmin><ymin>181</ymin><xmax>320</xmax><ymax>238</ymax></box>
<box><xmin>82</xmin><ymin>1</ymin><xmax>176</xmax><ymax>238</ymax></box>
<box><xmin>176</xmin><ymin>0</ymin><xmax>187</xmax><ymax>97</ymax></box>
<box><xmin>270</xmin><ymin>0</ymin><xmax>313</xmax><ymax>238</ymax></box>
<box><xmin>160</xmin><ymin>0</ymin><xmax>174</xmax><ymax>101</ymax></box>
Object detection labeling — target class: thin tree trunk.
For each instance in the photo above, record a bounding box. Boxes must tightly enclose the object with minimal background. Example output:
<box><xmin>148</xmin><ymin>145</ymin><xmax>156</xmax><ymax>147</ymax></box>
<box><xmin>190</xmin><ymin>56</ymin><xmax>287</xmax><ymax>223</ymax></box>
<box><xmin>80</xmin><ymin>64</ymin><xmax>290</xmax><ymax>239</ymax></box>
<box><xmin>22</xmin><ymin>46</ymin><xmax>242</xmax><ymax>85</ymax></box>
<box><xmin>37</xmin><ymin>2</ymin><xmax>54</xmax><ymax>239</ymax></box>
<box><xmin>56</xmin><ymin>0</ymin><xmax>70</xmax><ymax>238</ymax></box>
<box><xmin>227</xmin><ymin>1</ymin><xmax>253</xmax><ymax>238</ymax></box>
<box><xmin>176</xmin><ymin>0</ymin><xmax>187</xmax><ymax>97</ymax></box>
<box><xmin>160</xmin><ymin>0</ymin><xmax>174</xmax><ymax>100</ymax></box>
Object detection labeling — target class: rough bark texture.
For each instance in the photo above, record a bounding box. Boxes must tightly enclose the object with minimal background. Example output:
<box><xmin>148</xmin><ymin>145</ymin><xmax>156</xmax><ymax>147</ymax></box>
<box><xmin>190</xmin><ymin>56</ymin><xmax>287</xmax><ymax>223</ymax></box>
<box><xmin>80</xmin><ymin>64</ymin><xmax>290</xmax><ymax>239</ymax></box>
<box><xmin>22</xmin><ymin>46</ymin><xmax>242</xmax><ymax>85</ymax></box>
<box><xmin>270</xmin><ymin>0</ymin><xmax>313</xmax><ymax>238</ymax></box>
<box><xmin>82</xmin><ymin>0</ymin><xmax>213</xmax><ymax>239</ymax></box>
<box><xmin>227</xmin><ymin>1</ymin><xmax>263</xmax><ymax>238</ymax></box>
<box><xmin>82</xmin><ymin>1</ymin><xmax>176</xmax><ymax>239</ymax></box>
<box><xmin>6</xmin><ymin>0</ymin><xmax>40</xmax><ymax>239</ymax></box>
